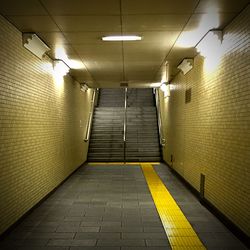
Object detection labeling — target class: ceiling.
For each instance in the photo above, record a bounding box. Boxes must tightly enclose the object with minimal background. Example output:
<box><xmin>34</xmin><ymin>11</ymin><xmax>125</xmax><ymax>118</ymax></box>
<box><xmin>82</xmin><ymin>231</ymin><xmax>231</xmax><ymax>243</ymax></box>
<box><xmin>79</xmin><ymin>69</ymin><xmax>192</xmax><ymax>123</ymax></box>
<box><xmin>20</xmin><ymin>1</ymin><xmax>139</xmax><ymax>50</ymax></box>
<box><xmin>0</xmin><ymin>0</ymin><xmax>249</xmax><ymax>88</ymax></box>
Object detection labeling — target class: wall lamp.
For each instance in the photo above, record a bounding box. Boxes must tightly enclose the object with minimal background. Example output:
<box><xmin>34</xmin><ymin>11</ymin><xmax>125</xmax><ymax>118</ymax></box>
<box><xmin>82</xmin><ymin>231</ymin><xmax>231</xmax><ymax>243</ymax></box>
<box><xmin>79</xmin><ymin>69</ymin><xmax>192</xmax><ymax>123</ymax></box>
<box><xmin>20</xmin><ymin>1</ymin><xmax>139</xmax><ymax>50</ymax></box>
<box><xmin>160</xmin><ymin>82</ymin><xmax>170</xmax><ymax>98</ymax></box>
<box><xmin>80</xmin><ymin>83</ymin><xmax>88</xmax><ymax>92</ymax></box>
<box><xmin>53</xmin><ymin>59</ymin><xmax>70</xmax><ymax>76</ymax></box>
<box><xmin>22</xmin><ymin>33</ymin><xmax>50</xmax><ymax>59</ymax></box>
<box><xmin>177</xmin><ymin>59</ymin><xmax>194</xmax><ymax>75</ymax></box>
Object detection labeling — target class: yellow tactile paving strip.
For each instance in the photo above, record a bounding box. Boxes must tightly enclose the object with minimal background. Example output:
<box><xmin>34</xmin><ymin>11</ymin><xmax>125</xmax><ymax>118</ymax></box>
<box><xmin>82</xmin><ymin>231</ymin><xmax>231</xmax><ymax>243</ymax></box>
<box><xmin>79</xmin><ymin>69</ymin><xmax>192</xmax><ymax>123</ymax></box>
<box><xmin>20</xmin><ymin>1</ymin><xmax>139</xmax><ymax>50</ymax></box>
<box><xmin>88</xmin><ymin>162</ymin><xmax>160</xmax><ymax>165</ymax></box>
<box><xmin>141</xmin><ymin>163</ymin><xmax>206</xmax><ymax>250</ymax></box>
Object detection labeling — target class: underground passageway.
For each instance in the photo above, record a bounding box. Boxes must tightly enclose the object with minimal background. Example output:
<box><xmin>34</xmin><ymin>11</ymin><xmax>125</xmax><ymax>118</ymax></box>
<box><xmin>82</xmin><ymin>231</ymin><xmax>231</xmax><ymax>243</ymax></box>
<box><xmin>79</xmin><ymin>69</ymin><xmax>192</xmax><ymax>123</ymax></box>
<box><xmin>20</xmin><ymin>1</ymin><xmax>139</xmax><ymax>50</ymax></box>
<box><xmin>0</xmin><ymin>0</ymin><xmax>249</xmax><ymax>249</ymax></box>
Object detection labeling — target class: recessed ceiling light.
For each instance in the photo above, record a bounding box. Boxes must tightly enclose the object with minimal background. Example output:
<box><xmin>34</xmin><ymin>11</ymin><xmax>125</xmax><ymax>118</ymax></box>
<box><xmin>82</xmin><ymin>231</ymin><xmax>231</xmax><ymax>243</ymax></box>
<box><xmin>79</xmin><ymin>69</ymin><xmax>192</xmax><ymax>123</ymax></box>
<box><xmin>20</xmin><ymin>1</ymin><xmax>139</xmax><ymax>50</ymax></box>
<box><xmin>102</xmin><ymin>35</ymin><xmax>142</xmax><ymax>41</ymax></box>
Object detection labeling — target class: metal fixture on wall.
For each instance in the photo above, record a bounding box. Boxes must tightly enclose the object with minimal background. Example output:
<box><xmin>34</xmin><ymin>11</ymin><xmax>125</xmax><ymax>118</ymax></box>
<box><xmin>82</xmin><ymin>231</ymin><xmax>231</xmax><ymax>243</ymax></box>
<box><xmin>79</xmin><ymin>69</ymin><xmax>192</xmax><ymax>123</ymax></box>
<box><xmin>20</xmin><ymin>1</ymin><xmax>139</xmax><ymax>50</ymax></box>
<box><xmin>177</xmin><ymin>59</ymin><xmax>194</xmax><ymax>75</ymax></box>
<box><xmin>22</xmin><ymin>33</ymin><xmax>50</xmax><ymax>59</ymax></box>
<box><xmin>160</xmin><ymin>82</ymin><xmax>170</xmax><ymax>98</ymax></box>
<box><xmin>80</xmin><ymin>83</ymin><xmax>88</xmax><ymax>92</ymax></box>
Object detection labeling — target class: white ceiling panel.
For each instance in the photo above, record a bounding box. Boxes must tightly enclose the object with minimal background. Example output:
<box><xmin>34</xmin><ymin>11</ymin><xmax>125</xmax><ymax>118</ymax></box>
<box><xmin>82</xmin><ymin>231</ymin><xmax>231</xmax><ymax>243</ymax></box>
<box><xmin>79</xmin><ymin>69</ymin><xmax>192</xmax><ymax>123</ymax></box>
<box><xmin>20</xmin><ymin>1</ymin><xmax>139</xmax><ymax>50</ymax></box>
<box><xmin>122</xmin><ymin>0</ymin><xmax>199</xmax><ymax>14</ymax></box>
<box><xmin>63</xmin><ymin>32</ymin><xmax>122</xmax><ymax>44</ymax></box>
<box><xmin>84</xmin><ymin>61</ymin><xmax>123</xmax><ymax>72</ymax></box>
<box><xmin>0</xmin><ymin>0</ymin><xmax>248</xmax><ymax>87</ymax></box>
<box><xmin>0</xmin><ymin>0</ymin><xmax>46</xmax><ymax>15</ymax></box>
<box><xmin>125</xmin><ymin>71</ymin><xmax>156</xmax><ymax>81</ymax></box>
<box><xmin>124</xmin><ymin>43</ymin><xmax>169</xmax><ymax>61</ymax></box>
<box><xmin>93</xmin><ymin>73</ymin><xmax>123</xmax><ymax>82</ymax></box>
<box><xmin>135</xmin><ymin>31</ymin><xmax>180</xmax><ymax>44</ymax></box>
<box><xmin>37</xmin><ymin>32</ymin><xmax>69</xmax><ymax>45</ymax></box>
<box><xmin>72</xmin><ymin>44</ymin><xmax>122</xmax><ymax>56</ymax></box>
<box><xmin>6</xmin><ymin>16</ymin><xmax>59</xmax><ymax>32</ymax></box>
<box><xmin>182</xmin><ymin>13</ymin><xmax>237</xmax><ymax>32</ymax></box>
<box><xmin>41</xmin><ymin>0</ymin><xmax>120</xmax><ymax>15</ymax></box>
<box><xmin>123</xmin><ymin>15</ymin><xmax>189</xmax><ymax>31</ymax></box>
<box><xmin>53</xmin><ymin>16</ymin><xmax>121</xmax><ymax>32</ymax></box>
<box><xmin>196</xmin><ymin>0</ymin><xmax>249</xmax><ymax>13</ymax></box>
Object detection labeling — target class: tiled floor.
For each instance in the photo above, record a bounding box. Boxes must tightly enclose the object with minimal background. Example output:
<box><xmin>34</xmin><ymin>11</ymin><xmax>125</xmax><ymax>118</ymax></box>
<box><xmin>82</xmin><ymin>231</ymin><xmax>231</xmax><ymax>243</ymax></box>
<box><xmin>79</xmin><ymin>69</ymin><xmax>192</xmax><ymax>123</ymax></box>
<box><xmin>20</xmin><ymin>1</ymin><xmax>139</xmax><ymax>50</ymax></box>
<box><xmin>0</xmin><ymin>163</ymin><xmax>247</xmax><ymax>250</ymax></box>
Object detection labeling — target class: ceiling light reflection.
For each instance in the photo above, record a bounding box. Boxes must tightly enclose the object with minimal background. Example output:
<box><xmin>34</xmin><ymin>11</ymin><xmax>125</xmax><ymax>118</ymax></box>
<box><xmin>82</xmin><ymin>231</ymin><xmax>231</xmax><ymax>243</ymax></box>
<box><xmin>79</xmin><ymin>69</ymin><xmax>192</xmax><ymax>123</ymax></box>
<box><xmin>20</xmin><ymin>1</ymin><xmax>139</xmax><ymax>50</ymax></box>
<box><xmin>176</xmin><ymin>8</ymin><xmax>219</xmax><ymax>48</ymax></box>
<box><xmin>55</xmin><ymin>47</ymin><xmax>85</xmax><ymax>69</ymax></box>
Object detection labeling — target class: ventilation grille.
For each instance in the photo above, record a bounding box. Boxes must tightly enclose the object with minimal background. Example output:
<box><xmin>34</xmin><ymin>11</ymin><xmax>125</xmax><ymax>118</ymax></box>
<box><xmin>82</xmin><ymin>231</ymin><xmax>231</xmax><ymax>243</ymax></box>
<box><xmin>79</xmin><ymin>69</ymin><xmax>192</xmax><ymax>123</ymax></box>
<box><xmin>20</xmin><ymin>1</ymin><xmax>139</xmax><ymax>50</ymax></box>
<box><xmin>185</xmin><ymin>88</ymin><xmax>192</xmax><ymax>103</ymax></box>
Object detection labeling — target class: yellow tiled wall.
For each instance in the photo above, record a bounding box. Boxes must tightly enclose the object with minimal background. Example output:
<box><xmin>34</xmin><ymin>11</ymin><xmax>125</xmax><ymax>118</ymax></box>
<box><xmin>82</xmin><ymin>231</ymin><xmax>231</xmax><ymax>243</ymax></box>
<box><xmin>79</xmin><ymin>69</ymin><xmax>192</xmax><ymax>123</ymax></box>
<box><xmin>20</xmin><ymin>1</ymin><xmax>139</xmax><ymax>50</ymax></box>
<box><xmin>0</xmin><ymin>15</ymin><xmax>93</xmax><ymax>235</ymax></box>
<box><xmin>159</xmin><ymin>6</ymin><xmax>250</xmax><ymax>236</ymax></box>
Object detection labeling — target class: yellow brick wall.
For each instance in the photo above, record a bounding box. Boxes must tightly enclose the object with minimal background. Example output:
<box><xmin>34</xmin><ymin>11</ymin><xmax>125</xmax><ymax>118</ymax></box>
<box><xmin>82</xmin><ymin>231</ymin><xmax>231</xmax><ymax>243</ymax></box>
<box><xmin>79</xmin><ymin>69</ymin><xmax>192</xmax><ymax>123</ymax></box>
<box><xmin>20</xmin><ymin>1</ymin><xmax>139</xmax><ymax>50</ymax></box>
<box><xmin>0</xmin><ymin>15</ymin><xmax>93</xmax><ymax>235</ymax></box>
<box><xmin>159</xmin><ymin>6</ymin><xmax>250</xmax><ymax>236</ymax></box>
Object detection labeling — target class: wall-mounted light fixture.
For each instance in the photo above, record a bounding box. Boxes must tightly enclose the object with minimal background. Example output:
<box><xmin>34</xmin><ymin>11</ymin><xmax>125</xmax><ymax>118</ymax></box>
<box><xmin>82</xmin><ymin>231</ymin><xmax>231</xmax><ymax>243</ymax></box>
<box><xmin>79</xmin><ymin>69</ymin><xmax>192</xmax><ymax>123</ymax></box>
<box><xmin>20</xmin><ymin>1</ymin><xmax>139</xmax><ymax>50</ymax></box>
<box><xmin>160</xmin><ymin>82</ymin><xmax>170</xmax><ymax>98</ymax></box>
<box><xmin>22</xmin><ymin>33</ymin><xmax>50</xmax><ymax>59</ymax></box>
<box><xmin>102</xmin><ymin>35</ymin><xmax>142</xmax><ymax>41</ymax></box>
<box><xmin>53</xmin><ymin>59</ymin><xmax>70</xmax><ymax>77</ymax></box>
<box><xmin>80</xmin><ymin>83</ymin><xmax>88</xmax><ymax>92</ymax></box>
<box><xmin>177</xmin><ymin>58</ymin><xmax>194</xmax><ymax>75</ymax></box>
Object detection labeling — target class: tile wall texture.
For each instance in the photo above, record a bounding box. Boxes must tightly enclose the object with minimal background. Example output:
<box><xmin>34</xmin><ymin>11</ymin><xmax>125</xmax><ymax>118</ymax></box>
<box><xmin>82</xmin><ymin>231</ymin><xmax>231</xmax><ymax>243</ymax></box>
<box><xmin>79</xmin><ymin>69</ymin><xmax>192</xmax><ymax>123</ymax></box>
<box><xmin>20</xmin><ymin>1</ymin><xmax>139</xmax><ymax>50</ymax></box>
<box><xmin>159</xmin><ymin>5</ymin><xmax>250</xmax><ymax>236</ymax></box>
<box><xmin>0</xmin><ymin>15</ymin><xmax>93</xmax><ymax>235</ymax></box>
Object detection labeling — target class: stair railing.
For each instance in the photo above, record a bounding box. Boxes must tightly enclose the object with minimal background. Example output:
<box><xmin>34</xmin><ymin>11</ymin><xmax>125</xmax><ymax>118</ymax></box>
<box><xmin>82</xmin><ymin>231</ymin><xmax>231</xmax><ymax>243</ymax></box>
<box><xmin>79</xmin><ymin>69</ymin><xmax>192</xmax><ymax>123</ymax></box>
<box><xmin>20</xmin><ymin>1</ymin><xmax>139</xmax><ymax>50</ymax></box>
<box><xmin>155</xmin><ymin>88</ymin><xmax>166</xmax><ymax>146</ymax></box>
<box><xmin>84</xmin><ymin>89</ymin><xmax>97</xmax><ymax>142</ymax></box>
<box><xmin>123</xmin><ymin>88</ymin><xmax>128</xmax><ymax>162</ymax></box>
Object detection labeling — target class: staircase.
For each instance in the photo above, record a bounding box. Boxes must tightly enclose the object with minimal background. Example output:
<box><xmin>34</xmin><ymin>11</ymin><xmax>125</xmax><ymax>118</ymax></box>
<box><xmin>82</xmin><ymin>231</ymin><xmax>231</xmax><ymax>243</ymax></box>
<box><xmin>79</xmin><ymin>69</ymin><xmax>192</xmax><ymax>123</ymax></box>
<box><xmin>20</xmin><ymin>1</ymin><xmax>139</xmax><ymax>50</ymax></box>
<box><xmin>87</xmin><ymin>88</ymin><xmax>161</xmax><ymax>162</ymax></box>
<box><xmin>126</xmin><ymin>89</ymin><xmax>161</xmax><ymax>161</ymax></box>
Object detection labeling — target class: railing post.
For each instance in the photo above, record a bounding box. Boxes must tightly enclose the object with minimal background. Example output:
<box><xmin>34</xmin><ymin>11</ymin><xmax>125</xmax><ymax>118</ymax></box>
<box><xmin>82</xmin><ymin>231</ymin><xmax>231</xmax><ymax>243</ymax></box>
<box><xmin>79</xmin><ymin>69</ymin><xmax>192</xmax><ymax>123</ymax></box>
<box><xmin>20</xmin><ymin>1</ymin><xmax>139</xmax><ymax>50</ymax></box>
<box><xmin>84</xmin><ymin>89</ymin><xmax>96</xmax><ymax>142</ymax></box>
<box><xmin>155</xmin><ymin>88</ymin><xmax>166</xmax><ymax>147</ymax></box>
<box><xmin>123</xmin><ymin>88</ymin><xmax>127</xmax><ymax>163</ymax></box>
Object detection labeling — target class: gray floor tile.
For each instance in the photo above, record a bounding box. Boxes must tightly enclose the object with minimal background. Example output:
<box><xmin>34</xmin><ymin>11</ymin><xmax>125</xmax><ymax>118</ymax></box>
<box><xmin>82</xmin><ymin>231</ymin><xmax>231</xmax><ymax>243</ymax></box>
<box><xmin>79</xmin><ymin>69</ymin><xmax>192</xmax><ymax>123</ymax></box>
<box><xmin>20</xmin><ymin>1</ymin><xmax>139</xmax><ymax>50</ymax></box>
<box><xmin>97</xmin><ymin>239</ymin><xmax>145</xmax><ymax>246</ymax></box>
<box><xmin>70</xmin><ymin>248</ymin><xmax>119</xmax><ymax>250</ymax></box>
<box><xmin>75</xmin><ymin>232</ymin><xmax>121</xmax><ymax>239</ymax></box>
<box><xmin>121</xmin><ymin>247</ymin><xmax>170</xmax><ymax>250</ymax></box>
<box><xmin>122</xmin><ymin>232</ymin><xmax>167</xmax><ymax>239</ymax></box>
<box><xmin>47</xmin><ymin>239</ymin><xmax>97</xmax><ymax>247</ymax></box>
<box><xmin>0</xmin><ymin>163</ymin><xmax>247</xmax><ymax>250</ymax></box>
<box><xmin>146</xmin><ymin>239</ymin><xmax>171</xmax><ymax>247</ymax></box>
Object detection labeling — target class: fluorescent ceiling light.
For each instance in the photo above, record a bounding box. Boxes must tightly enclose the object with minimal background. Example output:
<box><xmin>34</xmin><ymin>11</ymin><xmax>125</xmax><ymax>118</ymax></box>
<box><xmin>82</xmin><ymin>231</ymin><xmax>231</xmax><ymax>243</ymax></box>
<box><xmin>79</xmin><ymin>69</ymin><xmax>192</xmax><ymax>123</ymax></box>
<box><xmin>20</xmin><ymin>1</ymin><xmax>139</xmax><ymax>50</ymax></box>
<box><xmin>102</xmin><ymin>35</ymin><xmax>142</xmax><ymax>41</ymax></box>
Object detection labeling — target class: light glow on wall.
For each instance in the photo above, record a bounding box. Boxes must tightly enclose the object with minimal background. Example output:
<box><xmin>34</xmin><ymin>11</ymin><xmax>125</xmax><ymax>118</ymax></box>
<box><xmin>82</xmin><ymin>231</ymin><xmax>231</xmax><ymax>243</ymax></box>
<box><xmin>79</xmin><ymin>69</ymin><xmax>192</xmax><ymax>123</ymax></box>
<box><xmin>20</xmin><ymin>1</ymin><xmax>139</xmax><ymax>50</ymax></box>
<box><xmin>160</xmin><ymin>82</ymin><xmax>170</xmax><ymax>98</ymax></box>
<box><xmin>55</xmin><ymin>47</ymin><xmax>85</xmax><ymax>69</ymax></box>
<box><xmin>196</xmin><ymin>30</ymin><xmax>223</xmax><ymax>73</ymax></box>
<box><xmin>176</xmin><ymin>7</ymin><xmax>219</xmax><ymax>48</ymax></box>
<box><xmin>54</xmin><ymin>60</ymin><xmax>70</xmax><ymax>76</ymax></box>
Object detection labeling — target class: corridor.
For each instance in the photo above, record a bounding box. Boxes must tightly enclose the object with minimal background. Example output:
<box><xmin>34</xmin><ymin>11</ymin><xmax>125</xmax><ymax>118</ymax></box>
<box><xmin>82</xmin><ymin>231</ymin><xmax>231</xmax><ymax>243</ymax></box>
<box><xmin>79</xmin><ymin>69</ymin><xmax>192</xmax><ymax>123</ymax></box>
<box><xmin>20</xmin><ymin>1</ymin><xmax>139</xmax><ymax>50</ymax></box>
<box><xmin>0</xmin><ymin>163</ymin><xmax>247</xmax><ymax>249</ymax></box>
<box><xmin>0</xmin><ymin>0</ymin><xmax>249</xmax><ymax>249</ymax></box>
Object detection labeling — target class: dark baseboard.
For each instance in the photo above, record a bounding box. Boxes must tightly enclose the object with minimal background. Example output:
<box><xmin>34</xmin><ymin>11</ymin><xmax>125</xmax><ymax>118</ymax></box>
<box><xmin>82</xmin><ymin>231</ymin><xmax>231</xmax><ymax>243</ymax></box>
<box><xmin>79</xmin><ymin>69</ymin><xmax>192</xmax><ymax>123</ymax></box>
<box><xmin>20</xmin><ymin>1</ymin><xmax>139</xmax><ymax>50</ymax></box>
<box><xmin>163</xmin><ymin>160</ymin><xmax>250</xmax><ymax>248</ymax></box>
<box><xmin>0</xmin><ymin>161</ymin><xmax>87</xmax><ymax>240</ymax></box>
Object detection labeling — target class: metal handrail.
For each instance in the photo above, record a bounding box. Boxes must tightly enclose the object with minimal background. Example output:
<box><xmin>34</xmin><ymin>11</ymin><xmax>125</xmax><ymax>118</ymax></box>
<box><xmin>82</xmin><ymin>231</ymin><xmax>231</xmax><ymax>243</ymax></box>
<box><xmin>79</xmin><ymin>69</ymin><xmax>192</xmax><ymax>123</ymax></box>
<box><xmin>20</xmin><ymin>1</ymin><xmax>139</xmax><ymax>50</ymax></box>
<box><xmin>155</xmin><ymin>89</ymin><xmax>166</xmax><ymax>146</ymax></box>
<box><xmin>84</xmin><ymin>89</ymin><xmax>96</xmax><ymax>142</ymax></box>
<box><xmin>123</xmin><ymin>88</ymin><xmax>128</xmax><ymax>162</ymax></box>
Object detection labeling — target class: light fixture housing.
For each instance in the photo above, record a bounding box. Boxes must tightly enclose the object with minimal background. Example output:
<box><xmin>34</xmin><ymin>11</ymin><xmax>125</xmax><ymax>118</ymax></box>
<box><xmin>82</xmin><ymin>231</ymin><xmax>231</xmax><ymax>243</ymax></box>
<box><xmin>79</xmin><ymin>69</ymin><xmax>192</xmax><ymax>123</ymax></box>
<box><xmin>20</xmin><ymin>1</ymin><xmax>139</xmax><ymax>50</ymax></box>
<box><xmin>80</xmin><ymin>83</ymin><xmax>88</xmax><ymax>92</ymax></box>
<box><xmin>160</xmin><ymin>82</ymin><xmax>170</xmax><ymax>97</ymax></box>
<box><xmin>177</xmin><ymin>59</ymin><xmax>194</xmax><ymax>75</ymax></box>
<box><xmin>102</xmin><ymin>35</ymin><xmax>142</xmax><ymax>41</ymax></box>
<box><xmin>53</xmin><ymin>59</ymin><xmax>70</xmax><ymax>76</ymax></box>
<box><xmin>22</xmin><ymin>33</ymin><xmax>50</xmax><ymax>59</ymax></box>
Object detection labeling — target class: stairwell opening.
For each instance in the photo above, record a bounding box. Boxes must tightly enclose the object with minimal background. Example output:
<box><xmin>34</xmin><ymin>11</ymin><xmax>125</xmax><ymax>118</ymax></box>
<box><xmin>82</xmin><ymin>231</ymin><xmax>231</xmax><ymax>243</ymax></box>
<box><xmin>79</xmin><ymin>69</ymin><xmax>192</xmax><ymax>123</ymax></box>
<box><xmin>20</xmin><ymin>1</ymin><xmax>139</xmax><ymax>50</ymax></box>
<box><xmin>87</xmin><ymin>88</ymin><xmax>162</xmax><ymax>162</ymax></box>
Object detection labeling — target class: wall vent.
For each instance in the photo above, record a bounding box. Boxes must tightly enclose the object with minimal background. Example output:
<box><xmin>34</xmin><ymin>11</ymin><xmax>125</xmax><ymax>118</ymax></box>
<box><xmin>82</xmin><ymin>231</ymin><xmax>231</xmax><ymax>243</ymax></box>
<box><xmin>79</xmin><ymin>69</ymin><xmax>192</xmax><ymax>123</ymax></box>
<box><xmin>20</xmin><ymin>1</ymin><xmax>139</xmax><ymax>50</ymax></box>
<box><xmin>185</xmin><ymin>88</ymin><xmax>192</xmax><ymax>103</ymax></box>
